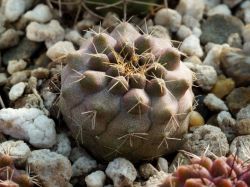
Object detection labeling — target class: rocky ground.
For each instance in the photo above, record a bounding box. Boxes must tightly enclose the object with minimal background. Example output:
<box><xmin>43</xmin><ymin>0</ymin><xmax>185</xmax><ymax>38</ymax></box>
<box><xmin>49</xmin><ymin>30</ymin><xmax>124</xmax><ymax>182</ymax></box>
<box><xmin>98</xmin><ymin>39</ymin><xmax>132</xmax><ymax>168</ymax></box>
<box><xmin>0</xmin><ymin>0</ymin><xmax>250</xmax><ymax>187</ymax></box>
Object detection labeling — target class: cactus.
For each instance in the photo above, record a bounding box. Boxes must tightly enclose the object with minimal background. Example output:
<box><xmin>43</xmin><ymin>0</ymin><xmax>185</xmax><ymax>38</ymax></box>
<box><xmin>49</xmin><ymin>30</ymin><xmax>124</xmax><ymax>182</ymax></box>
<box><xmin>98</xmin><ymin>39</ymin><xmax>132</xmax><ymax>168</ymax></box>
<box><xmin>160</xmin><ymin>154</ymin><xmax>250</xmax><ymax>187</ymax></box>
<box><xmin>0</xmin><ymin>149</ymin><xmax>40</xmax><ymax>187</ymax></box>
<box><xmin>60</xmin><ymin>22</ymin><xmax>194</xmax><ymax>161</ymax></box>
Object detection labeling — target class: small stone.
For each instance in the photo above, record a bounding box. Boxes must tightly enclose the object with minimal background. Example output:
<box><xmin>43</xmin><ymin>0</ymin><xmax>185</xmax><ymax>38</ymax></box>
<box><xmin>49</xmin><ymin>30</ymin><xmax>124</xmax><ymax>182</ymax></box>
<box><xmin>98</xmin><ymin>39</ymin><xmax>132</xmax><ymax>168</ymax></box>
<box><xmin>176</xmin><ymin>0</ymin><xmax>205</xmax><ymax>20</ymax></box>
<box><xmin>230</xmin><ymin>135</ymin><xmax>250</xmax><ymax>162</ymax></box>
<box><xmin>203</xmin><ymin>0</ymin><xmax>221</xmax><ymax>11</ymax></box>
<box><xmin>27</xmin><ymin>149</ymin><xmax>72</xmax><ymax>187</ymax></box>
<box><xmin>203</xmin><ymin>44</ymin><xmax>229</xmax><ymax>73</ymax></box>
<box><xmin>9</xmin><ymin>70</ymin><xmax>30</xmax><ymax>85</ymax></box>
<box><xmin>169</xmin><ymin>152</ymin><xmax>190</xmax><ymax>173</ymax></box>
<box><xmin>157</xmin><ymin>157</ymin><xmax>168</xmax><ymax>173</ymax></box>
<box><xmin>139</xmin><ymin>163</ymin><xmax>158</xmax><ymax>179</ymax></box>
<box><xmin>212</xmin><ymin>75</ymin><xmax>235</xmax><ymax>98</ymax></box>
<box><xmin>31</xmin><ymin>67</ymin><xmax>49</xmax><ymax>79</ymax></box>
<box><xmin>52</xmin><ymin>133</ymin><xmax>71</xmax><ymax>157</ymax></box>
<box><xmin>0</xmin><ymin>12</ymin><xmax>6</xmax><ymax>34</ymax></box>
<box><xmin>244</xmin><ymin>8</ymin><xmax>250</xmax><ymax>24</ymax></box>
<box><xmin>69</xmin><ymin>147</ymin><xmax>91</xmax><ymax>162</ymax></box>
<box><xmin>177</xmin><ymin>25</ymin><xmax>192</xmax><ymax>40</ymax></box>
<box><xmin>147</xmin><ymin>25</ymin><xmax>170</xmax><ymax>39</ymax></box>
<box><xmin>243</xmin><ymin>24</ymin><xmax>250</xmax><ymax>43</ymax></box>
<box><xmin>3</xmin><ymin>37</ymin><xmax>41</xmax><ymax>66</ymax></box>
<box><xmin>0</xmin><ymin>73</ymin><xmax>7</xmax><ymax>86</ymax></box>
<box><xmin>204</xmin><ymin>93</ymin><xmax>228</xmax><ymax>112</ymax></box>
<box><xmin>184</xmin><ymin>62</ymin><xmax>217</xmax><ymax>91</ymax></box>
<box><xmin>7</xmin><ymin>59</ymin><xmax>27</xmax><ymax>75</ymax></box>
<box><xmin>3</xmin><ymin>0</ymin><xmax>34</xmax><ymax>22</ymax></box>
<box><xmin>243</xmin><ymin>42</ymin><xmax>250</xmax><ymax>53</ymax></box>
<box><xmin>236</xmin><ymin>104</ymin><xmax>250</xmax><ymax>135</ymax></box>
<box><xmin>192</xmin><ymin>27</ymin><xmax>202</xmax><ymax>38</ymax></box>
<box><xmin>182</xmin><ymin>15</ymin><xmax>200</xmax><ymax>29</ymax></box>
<box><xmin>189</xmin><ymin>111</ymin><xmax>205</xmax><ymax>128</ymax></box>
<box><xmin>227</xmin><ymin>33</ymin><xmax>242</xmax><ymax>48</ymax></box>
<box><xmin>24</xmin><ymin>4</ymin><xmax>53</xmax><ymax>23</ymax></box>
<box><xmin>223</xmin><ymin>0</ymin><xmax>242</xmax><ymax>8</ymax></box>
<box><xmin>76</xmin><ymin>19</ymin><xmax>96</xmax><ymax>32</ymax></box>
<box><xmin>182</xmin><ymin>125</ymin><xmax>229</xmax><ymax>157</ymax></box>
<box><xmin>0</xmin><ymin>29</ymin><xmax>20</xmax><ymax>50</ymax></box>
<box><xmin>145</xmin><ymin>171</ymin><xmax>168</xmax><ymax>187</ymax></box>
<box><xmin>85</xmin><ymin>171</ymin><xmax>106</xmax><ymax>187</ymax></box>
<box><xmin>105</xmin><ymin>157</ymin><xmax>137</xmax><ymax>187</ymax></box>
<box><xmin>180</xmin><ymin>35</ymin><xmax>203</xmax><ymax>57</ymax></box>
<box><xmin>65</xmin><ymin>29</ymin><xmax>84</xmax><ymax>46</ymax></box>
<box><xmin>0</xmin><ymin>140</ymin><xmax>30</xmax><ymax>166</ymax></box>
<box><xmin>207</xmin><ymin>4</ymin><xmax>231</xmax><ymax>16</ymax></box>
<box><xmin>46</xmin><ymin>41</ymin><xmax>75</xmax><ymax>61</ymax></box>
<box><xmin>72</xmin><ymin>155</ymin><xmax>97</xmax><ymax>177</ymax></box>
<box><xmin>26</xmin><ymin>20</ymin><xmax>65</xmax><ymax>48</ymax></box>
<box><xmin>0</xmin><ymin>108</ymin><xmax>56</xmax><ymax>148</ymax></box>
<box><xmin>201</xmin><ymin>15</ymin><xmax>244</xmax><ymax>44</ymax></box>
<box><xmin>184</xmin><ymin>55</ymin><xmax>202</xmax><ymax>64</ymax></box>
<box><xmin>226</xmin><ymin>87</ymin><xmax>250</xmax><ymax>115</ymax></box>
<box><xmin>8</xmin><ymin>82</ymin><xmax>26</xmax><ymax>101</ymax></box>
<box><xmin>154</xmin><ymin>8</ymin><xmax>182</xmax><ymax>32</ymax></box>
<box><xmin>216</xmin><ymin>111</ymin><xmax>236</xmax><ymax>141</ymax></box>
<box><xmin>220</xmin><ymin>47</ymin><xmax>250</xmax><ymax>86</ymax></box>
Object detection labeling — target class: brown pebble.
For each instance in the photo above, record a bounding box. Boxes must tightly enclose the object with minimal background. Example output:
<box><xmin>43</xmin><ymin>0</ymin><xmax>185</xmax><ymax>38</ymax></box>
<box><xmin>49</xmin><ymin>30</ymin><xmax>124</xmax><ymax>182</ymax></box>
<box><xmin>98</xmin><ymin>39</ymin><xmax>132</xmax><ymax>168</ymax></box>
<box><xmin>212</xmin><ymin>75</ymin><xmax>235</xmax><ymax>98</ymax></box>
<box><xmin>189</xmin><ymin>111</ymin><xmax>205</xmax><ymax>128</ymax></box>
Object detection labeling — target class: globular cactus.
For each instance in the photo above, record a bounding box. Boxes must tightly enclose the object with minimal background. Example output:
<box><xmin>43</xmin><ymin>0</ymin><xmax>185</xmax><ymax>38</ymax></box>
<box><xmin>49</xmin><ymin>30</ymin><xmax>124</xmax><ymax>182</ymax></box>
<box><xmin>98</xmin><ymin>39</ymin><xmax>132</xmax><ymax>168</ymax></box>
<box><xmin>160</xmin><ymin>155</ymin><xmax>250</xmax><ymax>187</ymax></box>
<box><xmin>60</xmin><ymin>22</ymin><xmax>194</xmax><ymax>161</ymax></box>
<box><xmin>0</xmin><ymin>151</ymin><xmax>40</xmax><ymax>187</ymax></box>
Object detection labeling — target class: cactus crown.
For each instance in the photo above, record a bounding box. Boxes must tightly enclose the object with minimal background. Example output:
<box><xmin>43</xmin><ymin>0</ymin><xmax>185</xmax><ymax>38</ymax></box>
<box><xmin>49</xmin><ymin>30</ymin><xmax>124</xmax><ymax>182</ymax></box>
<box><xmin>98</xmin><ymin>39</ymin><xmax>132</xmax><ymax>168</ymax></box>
<box><xmin>60</xmin><ymin>21</ymin><xmax>194</xmax><ymax>161</ymax></box>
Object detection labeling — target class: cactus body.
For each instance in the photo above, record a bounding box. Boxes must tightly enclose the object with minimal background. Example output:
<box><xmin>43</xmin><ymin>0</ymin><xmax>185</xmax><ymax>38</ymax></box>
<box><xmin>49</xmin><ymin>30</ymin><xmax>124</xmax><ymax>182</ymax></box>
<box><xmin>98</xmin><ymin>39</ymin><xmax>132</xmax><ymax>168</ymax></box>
<box><xmin>60</xmin><ymin>22</ymin><xmax>194</xmax><ymax>161</ymax></box>
<box><xmin>160</xmin><ymin>155</ymin><xmax>250</xmax><ymax>187</ymax></box>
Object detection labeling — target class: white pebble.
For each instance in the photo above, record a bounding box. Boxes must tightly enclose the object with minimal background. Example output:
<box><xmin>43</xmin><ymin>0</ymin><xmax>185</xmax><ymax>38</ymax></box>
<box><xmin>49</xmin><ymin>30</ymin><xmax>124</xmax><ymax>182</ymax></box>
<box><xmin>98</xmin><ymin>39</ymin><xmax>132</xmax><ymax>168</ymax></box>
<box><xmin>0</xmin><ymin>108</ymin><xmax>56</xmax><ymax>148</ymax></box>
<box><xmin>243</xmin><ymin>24</ymin><xmax>250</xmax><ymax>43</ymax></box>
<box><xmin>207</xmin><ymin>4</ymin><xmax>231</xmax><ymax>16</ymax></box>
<box><xmin>52</xmin><ymin>133</ymin><xmax>71</xmax><ymax>157</ymax></box>
<box><xmin>180</xmin><ymin>35</ymin><xmax>203</xmax><ymax>57</ymax></box>
<box><xmin>177</xmin><ymin>0</ymin><xmax>205</xmax><ymax>20</ymax></box>
<box><xmin>0</xmin><ymin>140</ymin><xmax>30</xmax><ymax>166</ymax></box>
<box><xmin>223</xmin><ymin>0</ymin><xmax>242</xmax><ymax>8</ymax></box>
<box><xmin>203</xmin><ymin>0</ymin><xmax>221</xmax><ymax>11</ymax></box>
<box><xmin>24</xmin><ymin>4</ymin><xmax>53</xmax><ymax>23</ymax></box>
<box><xmin>7</xmin><ymin>59</ymin><xmax>27</xmax><ymax>75</ymax></box>
<box><xmin>105</xmin><ymin>158</ymin><xmax>137</xmax><ymax>187</ymax></box>
<box><xmin>4</xmin><ymin>0</ymin><xmax>34</xmax><ymax>22</ymax></box>
<box><xmin>46</xmin><ymin>41</ymin><xmax>75</xmax><ymax>61</ymax></box>
<box><xmin>8</xmin><ymin>82</ymin><xmax>26</xmax><ymax>101</ymax></box>
<box><xmin>27</xmin><ymin>149</ymin><xmax>72</xmax><ymax>187</ymax></box>
<box><xmin>0</xmin><ymin>73</ymin><xmax>7</xmax><ymax>86</ymax></box>
<box><xmin>26</xmin><ymin>20</ymin><xmax>65</xmax><ymax>48</ymax></box>
<box><xmin>177</xmin><ymin>25</ymin><xmax>192</xmax><ymax>40</ymax></box>
<box><xmin>192</xmin><ymin>27</ymin><xmax>202</xmax><ymax>38</ymax></box>
<box><xmin>85</xmin><ymin>171</ymin><xmax>106</xmax><ymax>187</ymax></box>
<box><xmin>243</xmin><ymin>42</ymin><xmax>250</xmax><ymax>53</ymax></box>
<box><xmin>204</xmin><ymin>93</ymin><xmax>228</xmax><ymax>111</ymax></box>
<box><xmin>185</xmin><ymin>62</ymin><xmax>217</xmax><ymax>91</ymax></box>
<box><xmin>72</xmin><ymin>156</ymin><xmax>97</xmax><ymax>177</ymax></box>
<box><xmin>157</xmin><ymin>157</ymin><xmax>168</xmax><ymax>173</ymax></box>
<box><xmin>154</xmin><ymin>8</ymin><xmax>182</xmax><ymax>32</ymax></box>
<box><xmin>65</xmin><ymin>29</ymin><xmax>84</xmax><ymax>46</ymax></box>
